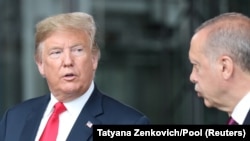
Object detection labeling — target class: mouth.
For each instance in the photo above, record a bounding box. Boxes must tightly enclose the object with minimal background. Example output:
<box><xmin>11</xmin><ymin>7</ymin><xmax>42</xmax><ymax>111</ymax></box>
<box><xmin>63</xmin><ymin>73</ymin><xmax>76</xmax><ymax>80</ymax></box>
<box><xmin>197</xmin><ymin>92</ymin><xmax>202</xmax><ymax>97</ymax></box>
<box><xmin>194</xmin><ymin>88</ymin><xmax>202</xmax><ymax>97</ymax></box>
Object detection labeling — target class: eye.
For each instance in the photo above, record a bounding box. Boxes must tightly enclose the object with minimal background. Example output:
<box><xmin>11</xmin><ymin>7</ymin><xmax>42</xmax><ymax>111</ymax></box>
<box><xmin>49</xmin><ymin>49</ymin><xmax>62</xmax><ymax>58</ymax></box>
<box><xmin>193</xmin><ymin>64</ymin><xmax>199</xmax><ymax>72</ymax></box>
<box><xmin>72</xmin><ymin>46</ymin><xmax>84</xmax><ymax>56</ymax></box>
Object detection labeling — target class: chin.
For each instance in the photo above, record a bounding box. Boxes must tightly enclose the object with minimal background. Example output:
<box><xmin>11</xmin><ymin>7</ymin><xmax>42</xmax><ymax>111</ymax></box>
<box><xmin>61</xmin><ymin>86</ymin><xmax>79</xmax><ymax>94</ymax></box>
<box><xmin>204</xmin><ymin>100</ymin><xmax>213</xmax><ymax>108</ymax></box>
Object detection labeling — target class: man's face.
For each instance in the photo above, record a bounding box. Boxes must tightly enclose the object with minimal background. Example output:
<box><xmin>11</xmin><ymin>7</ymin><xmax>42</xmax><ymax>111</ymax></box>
<box><xmin>189</xmin><ymin>31</ymin><xmax>221</xmax><ymax>108</ymax></box>
<box><xmin>36</xmin><ymin>29</ymin><xmax>98</xmax><ymax>100</ymax></box>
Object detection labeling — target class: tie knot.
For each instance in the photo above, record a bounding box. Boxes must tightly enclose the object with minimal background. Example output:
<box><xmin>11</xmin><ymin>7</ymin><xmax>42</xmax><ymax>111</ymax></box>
<box><xmin>54</xmin><ymin>102</ymin><xmax>66</xmax><ymax>115</ymax></box>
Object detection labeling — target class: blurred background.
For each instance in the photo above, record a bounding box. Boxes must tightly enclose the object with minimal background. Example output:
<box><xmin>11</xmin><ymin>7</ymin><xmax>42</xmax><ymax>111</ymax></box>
<box><xmin>1</xmin><ymin>0</ymin><xmax>249</xmax><ymax>124</ymax></box>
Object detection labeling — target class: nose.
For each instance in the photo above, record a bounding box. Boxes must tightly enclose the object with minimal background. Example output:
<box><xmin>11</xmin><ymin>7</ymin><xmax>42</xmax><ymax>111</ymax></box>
<box><xmin>63</xmin><ymin>51</ymin><xmax>73</xmax><ymax>67</ymax></box>
<box><xmin>189</xmin><ymin>70</ymin><xmax>197</xmax><ymax>84</ymax></box>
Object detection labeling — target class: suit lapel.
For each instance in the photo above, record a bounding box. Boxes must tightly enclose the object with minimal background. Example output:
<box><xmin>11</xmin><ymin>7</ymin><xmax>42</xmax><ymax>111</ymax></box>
<box><xmin>66</xmin><ymin>111</ymin><xmax>101</xmax><ymax>141</ymax></box>
<box><xmin>67</xmin><ymin>86</ymin><xmax>103</xmax><ymax>141</ymax></box>
<box><xmin>243</xmin><ymin>109</ymin><xmax>250</xmax><ymax>124</ymax></box>
<box><xmin>20</xmin><ymin>86</ymin><xmax>104</xmax><ymax>141</ymax></box>
<box><xmin>20</xmin><ymin>95</ymin><xmax>50</xmax><ymax>141</ymax></box>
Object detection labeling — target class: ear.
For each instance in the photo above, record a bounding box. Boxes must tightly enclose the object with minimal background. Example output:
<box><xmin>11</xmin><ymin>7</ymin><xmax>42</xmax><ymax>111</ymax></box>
<box><xmin>91</xmin><ymin>53</ymin><xmax>99</xmax><ymax>71</ymax></box>
<box><xmin>36</xmin><ymin>59</ymin><xmax>45</xmax><ymax>77</ymax></box>
<box><xmin>219</xmin><ymin>55</ymin><xmax>234</xmax><ymax>79</ymax></box>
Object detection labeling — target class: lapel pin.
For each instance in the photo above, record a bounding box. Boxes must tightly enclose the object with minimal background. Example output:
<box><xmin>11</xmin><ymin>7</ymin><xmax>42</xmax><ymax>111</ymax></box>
<box><xmin>86</xmin><ymin>121</ymin><xmax>93</xmax><ymax>128</ymax></box>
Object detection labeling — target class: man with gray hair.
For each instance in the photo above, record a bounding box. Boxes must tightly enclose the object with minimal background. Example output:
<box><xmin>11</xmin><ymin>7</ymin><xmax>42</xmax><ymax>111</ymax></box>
<box><xmin>189</xmin><ymin>12</ymin><xmax>250</xmax><ymax>125</ymax></box>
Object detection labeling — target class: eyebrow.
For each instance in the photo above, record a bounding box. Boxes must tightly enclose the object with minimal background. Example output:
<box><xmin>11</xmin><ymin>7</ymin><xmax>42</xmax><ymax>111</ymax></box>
<box><xmin>189</xmin><ymin>57</ymin><xmax>199</xmax><ymax>65</ymax></box>
<box><xmin>49</xmin><ymin>43</ymin><xmax>84</xmax><ymax>49</ymax></box>
<box><xmin>69</xmin><ymin>43</ymin><xmax>85</xmax><ymax>48</ymax></box>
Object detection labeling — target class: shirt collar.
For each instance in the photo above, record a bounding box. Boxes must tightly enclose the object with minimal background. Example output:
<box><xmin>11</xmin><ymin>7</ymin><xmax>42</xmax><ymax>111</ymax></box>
<box><xmin>64</xmin><ymin>81</ymin><xmax>94</xmax><ymax>116</ymax></box>
<box><xmin>231</xmin><ymin>92</ymin><xmax>250</xmax><ymax>125</ymax></box>
<box><xmin>44</xmin><ymin>81</ymin><xmax>94</xmax><ymax>117</ymax></box>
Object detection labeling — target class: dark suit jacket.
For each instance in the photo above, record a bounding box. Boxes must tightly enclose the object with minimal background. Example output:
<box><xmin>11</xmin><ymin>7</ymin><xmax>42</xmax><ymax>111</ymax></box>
<box><xmin>243</xmin><ymin>110</ymin><xmax>250</xmax><ymax>125</ymax></box>
<box><xmin>0</xmin><ymin>85</ymin><xmax>150</xmax><ymax>141</ymax></box>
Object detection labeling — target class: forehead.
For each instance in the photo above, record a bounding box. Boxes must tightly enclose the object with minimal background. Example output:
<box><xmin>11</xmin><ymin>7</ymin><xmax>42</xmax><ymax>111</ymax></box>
<box><xmin>50</xmin><ymin>28</ymin><xmax>87</xmax><ymax>38</ymax></box>
<box><xmin>189</xmin><ymin>29</ymin><xmax>208</xmax><ymax>60</ymax></box>
<box><xmin>43</xmin><ymin>29</ymin><xmax>90</xmax><ymax>45</ymax></box>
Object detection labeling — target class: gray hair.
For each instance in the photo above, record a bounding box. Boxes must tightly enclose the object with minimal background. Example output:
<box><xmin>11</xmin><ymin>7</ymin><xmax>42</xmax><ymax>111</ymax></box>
<box><xmin>195</xmin><ymin>12</ymin><xmax>250</xmax><ymax>72</ymax></box>
<box><xmin>35</xmin><ymin>12</ymin><xmax>100</xmax><ymax>61</ymax></box>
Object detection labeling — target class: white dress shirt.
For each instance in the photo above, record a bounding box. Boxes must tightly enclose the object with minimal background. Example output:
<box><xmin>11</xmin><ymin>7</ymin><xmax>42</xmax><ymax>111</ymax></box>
<box><xmin>35</xmin><ymin>81</ymin><xmax>94</xmax><ymax>141</ymax></box>
<box><xmin>231</xmin><ymin>92</ymin><xmax>250</xmax><ymax>125</ymax></box>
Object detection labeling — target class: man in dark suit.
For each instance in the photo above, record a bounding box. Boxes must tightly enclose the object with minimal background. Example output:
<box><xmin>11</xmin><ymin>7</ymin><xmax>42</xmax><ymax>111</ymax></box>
<box><xmin>188</xmin><ymin>12</ymin><xmax>250</xmax><ymax>125</ymax></box>
<box><xmin>0</xmin><ymin>12</ymin><xmax>150</xmax><ymax>141</ymax></box>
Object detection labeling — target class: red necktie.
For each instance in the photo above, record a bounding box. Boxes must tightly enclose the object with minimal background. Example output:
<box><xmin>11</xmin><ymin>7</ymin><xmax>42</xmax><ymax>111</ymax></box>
<box><xmin>39</xmin><ymin>102</ymin><xmax>66</xmax><ymax>141</ymax></box>
<box><xmin>227</xmin><ymin>117</ymin><xmax>238</xmax><ymax>125</ymax></box>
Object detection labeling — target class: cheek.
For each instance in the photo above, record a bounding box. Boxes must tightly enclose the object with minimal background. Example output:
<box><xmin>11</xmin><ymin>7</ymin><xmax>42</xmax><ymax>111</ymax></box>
<box><xmin>199</xmin><ymin>71</ymin><xmax>218</xmax><ymax>93</ymax></box>
<box><xmin>199</xmin><ymin>71</ymin><xmax>212</xmax><ymax>84</ymax></box>
<box><xmin>42</xmin><ymin>60</ymin><xmax>61</xmax><ymax>74</ymax></box>
<box><xmin>77</xmin><ymin>58</ymin><xmax>93</xmax><ymax>71</ymax></box>
<box><xmin>44</xmin><ymin>62</ymin><xmax>57</xmax><ymax>70</ymax></box>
